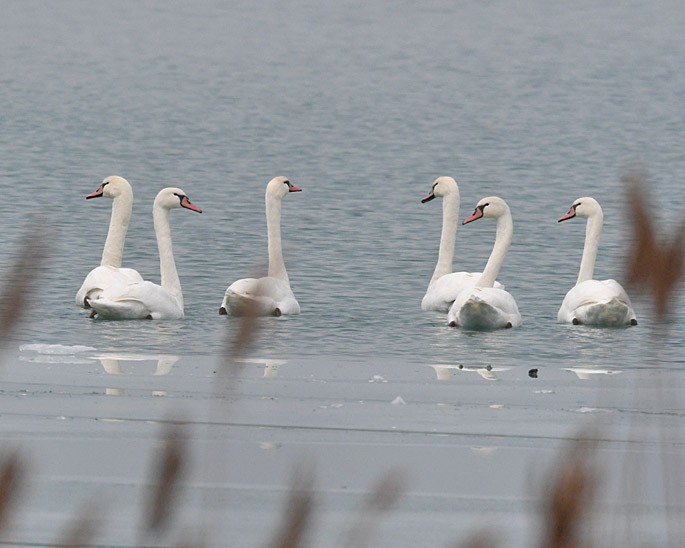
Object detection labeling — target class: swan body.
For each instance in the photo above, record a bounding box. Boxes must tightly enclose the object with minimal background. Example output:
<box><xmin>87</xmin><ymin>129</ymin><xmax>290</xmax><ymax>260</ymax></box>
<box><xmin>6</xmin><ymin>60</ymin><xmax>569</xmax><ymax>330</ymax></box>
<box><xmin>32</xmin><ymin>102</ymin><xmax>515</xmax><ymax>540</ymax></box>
<box><xmin>557</xmin><ymin>197</ymin><xmax>637</xmax><ymax>326</ymax></box>
<box><xmin>447</xmin><ymin>197</ymin><xmax>522</xmax><ymax>330</ymax></box>
<box><xmin>220</xmin><ymin>176</ymin><xmax>301</xmax><ymax>317</ymax></box>
<box><xmin>75</xmin><ymin>176</ymin><xmax>144</xmax><ymax>309</ymax></box>
<box><xmin>89</xmin><ymin>187</ymin><xmax>202</xmax><ymax>320</ymax></box>
<box><xmin>223</xmin><ymin>277</ymin><xmax>300</xmax><ymax>317</ymax></box>
<box><xmin>421</xmin><ymin>177</ymin><xmax>502</xmax><ymax>312</ymax></box>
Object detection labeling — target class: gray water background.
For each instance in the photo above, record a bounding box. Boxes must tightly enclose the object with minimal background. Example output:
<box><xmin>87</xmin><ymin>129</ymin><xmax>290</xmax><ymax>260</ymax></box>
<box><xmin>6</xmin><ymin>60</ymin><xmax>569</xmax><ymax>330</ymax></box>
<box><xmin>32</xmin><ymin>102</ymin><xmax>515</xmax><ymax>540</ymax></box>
<box><xmin>2</xmin><ymin>0</ymin><xmax>685</xmax><ymax>369</ymax></box>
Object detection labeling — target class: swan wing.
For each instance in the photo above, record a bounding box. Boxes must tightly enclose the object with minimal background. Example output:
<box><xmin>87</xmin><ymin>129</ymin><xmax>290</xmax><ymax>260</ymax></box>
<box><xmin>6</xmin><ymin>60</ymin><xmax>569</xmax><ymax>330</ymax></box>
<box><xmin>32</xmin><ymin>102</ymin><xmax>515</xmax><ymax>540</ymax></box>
<box><xmin>75</xmin><ymin>265</ymin><xmax>144</xmax><ymax>308</ymax></box>
<box><xmin>558</xmin><ymin>279</ymin><xmax>636</xmax><ymax>326</ymax></box>
<box><xmin>422</xmin><ymin>272</ymin><xmax>505</xmax><ymax>312</ymax></box>
<box><xmin>448</xmin><ymin>287</ymin><xmax>521</xmax><ymax>330</ymax></box>
<box><xmin>222</xmin><ymin>277</ymin><xmax>300</xmax><ymax>316</ymax></box>
<box><xmin>90</xmin><ymin>280</ymin><xmax>184</xmax><ymax>320</ymax></box>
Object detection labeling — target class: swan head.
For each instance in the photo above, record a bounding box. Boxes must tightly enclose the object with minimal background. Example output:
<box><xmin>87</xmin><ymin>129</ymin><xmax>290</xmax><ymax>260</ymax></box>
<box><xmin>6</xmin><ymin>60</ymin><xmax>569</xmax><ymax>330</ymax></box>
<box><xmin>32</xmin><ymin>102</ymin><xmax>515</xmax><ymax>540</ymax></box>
<box><xmin>464</xmin><ymin>196</ymin><xmax>509</xmax><ymax>224</ymax></box>
<box><xmin>421</xmin><ymin>176</ymin><xmax>458</xmax><ymax>203</ymax></box>
<box><xmin>266</xmin><ymin>176</ymin><xmax>302</xmax><ymax>199</ymax></box>
<box><xmin>154</xmin><ymin>187</ymin><xmax>203</xmax><ymax>213</ymax></box>
<box><xmin>86</xmin><ymin>176</ymin><xmax>132</xmax><ymax>200</ymax></box>
<box><xmin>558</xmin><ymin>197</ymin><xmax>602</xmax><ymax>222</ymax></box>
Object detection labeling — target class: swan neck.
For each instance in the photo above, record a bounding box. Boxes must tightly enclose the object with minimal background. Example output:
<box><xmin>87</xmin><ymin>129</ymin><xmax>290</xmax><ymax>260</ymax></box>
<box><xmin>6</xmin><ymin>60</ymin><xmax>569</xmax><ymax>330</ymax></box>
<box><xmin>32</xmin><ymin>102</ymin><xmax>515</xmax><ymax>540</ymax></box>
<box><xmin>430</xmin><ymin>192</ymin><xmax>459</xmax><ymax>284</ymax></box>
<box><xmin>577</xmin><ymin>211</ymin><xmax>602</xmax><ymax>284</ymax></box>
<box><xmin>266</xmin><ymin>193</ymin><xmax>289</xmax><ymax>283</ymax></box>
<box><xmin>101</xmin><ymin>190</ymin><xmax>132</xmax><ymax>267</ymax></box>
<box><xmin>153</xmin><ymin>204</ymin><xmax>183</xmax><ymax>308</ymax></box>
<box><xmin>476</xmin><ymin>212</ymin><xmax>512</xmax><ymax>288</ymax></box>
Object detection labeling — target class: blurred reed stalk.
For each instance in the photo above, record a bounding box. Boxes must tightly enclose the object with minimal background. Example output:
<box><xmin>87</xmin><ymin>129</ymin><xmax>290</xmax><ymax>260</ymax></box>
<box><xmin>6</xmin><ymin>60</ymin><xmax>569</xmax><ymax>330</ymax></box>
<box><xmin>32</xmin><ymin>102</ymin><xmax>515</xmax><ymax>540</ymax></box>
<box><xmin>142</xmin><ymin>421</ymin><xmax>188</xmax><ymax>540</ymax></box>
<box><xmin>339</xmin><ymin>470</ymin><xmax>405</xmax><ymax>548</ymax></box>
<box><xmin>626</xmin><ymin>172</ymin><xmax>685</xmax><ymax>545</ymax></box>
<box><xmin>0</xmin><ymin>227</ymin><xmax>51</xmax><ymax>352</ymax></box>
<box><xmin>538</xmin><ymin>435</ymin><xmax>597</xmax><ymax>548</ymax></box>
<box><xmin>623</xmin><ymin>170</ymin><xmax>685</xmax><ymax>321</ymax></box>
<box><xmin>0</xmin><ymin>451</ymin><xmax>24</xmax><ymax>535</ymax></box>
<box><xmin>57</xmin><ymin>499</ymin><xmax>103</xmax><ymax>548</ymax></box>
<box><xmin>268</xmin><ymin>465</ymin><xmax>316</xmax><ymax>548</ymax></box>
<box><xmin>0</xmin><ymin>228</ymin><xmax>49</xmax><ymax>541</ymax></box>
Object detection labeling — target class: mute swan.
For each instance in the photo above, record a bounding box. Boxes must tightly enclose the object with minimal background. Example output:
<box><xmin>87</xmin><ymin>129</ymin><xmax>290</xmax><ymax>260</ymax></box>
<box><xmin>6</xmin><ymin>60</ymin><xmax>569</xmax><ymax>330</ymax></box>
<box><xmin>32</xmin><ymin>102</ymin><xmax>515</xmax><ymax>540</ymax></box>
<box><xmin>220</xmin><ymin>176</ymin><xmax>301</xmax><ymax>317</ymax></box>
<box><xmin>557</xmin><ymin>197</ymin><xmax>637</xmax><ymax>326</ymax></box>
<box><xmin>447</xmin><ymin>197</ymin><xmax>522</xmax><ymax>330</ymax></box>
<box><xmin>88</xmin><ymin>187</ymin><xmax>202</xmax><ymax>320</ymax></box>
<box><xmin>421</xmin><ymin>176</ymin><xmax>503</xmax><ymax>312</ymax></box>
<box><xmin>75</xmin><ymin>176</ymin><xmax>144</xmax><ymax>310</ymax></box>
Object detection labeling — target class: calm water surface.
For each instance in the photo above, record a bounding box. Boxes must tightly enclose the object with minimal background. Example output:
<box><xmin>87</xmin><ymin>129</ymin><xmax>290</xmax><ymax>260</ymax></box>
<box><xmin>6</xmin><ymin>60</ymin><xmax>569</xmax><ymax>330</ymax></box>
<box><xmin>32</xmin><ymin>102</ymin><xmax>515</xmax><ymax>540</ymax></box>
<box><xmin>2</xmin><ymin>0</ymin><xmax>685</xmax><ymax>366</ymax></box>
<box><xmin>3</xmin><ymin>2</ymin><xmax>685</xmax><ymax>546</ymax></box>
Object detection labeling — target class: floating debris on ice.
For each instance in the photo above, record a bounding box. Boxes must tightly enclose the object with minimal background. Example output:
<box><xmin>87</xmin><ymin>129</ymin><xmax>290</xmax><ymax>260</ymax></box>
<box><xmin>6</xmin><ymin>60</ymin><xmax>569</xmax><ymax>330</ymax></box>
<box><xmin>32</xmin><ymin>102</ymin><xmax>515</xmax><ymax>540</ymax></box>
<box><xmin>564</xmin><ymin>367</ymin><xmax>623</xmax><ymax>380</ymax></box>
<box><xmin>368</xmin><ymin>375</ymin><xmax>388</xmax><ymax>383</ymax></box>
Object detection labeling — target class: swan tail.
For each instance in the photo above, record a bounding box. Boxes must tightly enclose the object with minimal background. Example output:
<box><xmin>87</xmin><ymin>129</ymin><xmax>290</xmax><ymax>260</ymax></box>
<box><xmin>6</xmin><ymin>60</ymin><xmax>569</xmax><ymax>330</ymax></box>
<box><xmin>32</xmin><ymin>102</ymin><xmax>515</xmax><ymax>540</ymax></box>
<box><xmin>222</xmin><ymin>290</ymin><xmax>277</xmax><ymax>317</ymax></box>
<box><xmin>577</xmin><ymin>298</ymin><xmax>636</xmax><ymax>327</ymax></box>
<box><xmin>452</xmin><ymin>297</ymin><xmax>515</xmax><ymax>331</ymax></box>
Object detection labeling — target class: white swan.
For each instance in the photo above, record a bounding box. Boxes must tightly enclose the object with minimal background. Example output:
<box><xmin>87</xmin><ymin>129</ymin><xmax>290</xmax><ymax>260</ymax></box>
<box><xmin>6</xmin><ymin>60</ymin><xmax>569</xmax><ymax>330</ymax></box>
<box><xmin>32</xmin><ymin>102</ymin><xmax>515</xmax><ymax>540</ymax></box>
<box><xmin>220</xmin><ymin>176</ymin><xmax>301</xmax><ymax>317</ymax></box>
<box><xmin>75</xmin><ymin>176</ymin><xmax>144</xmax><ymax>310</ymax></box>
<box><xmin>447</xmin><ymin>197</ymin><xmax>522</xmax><ymax>329</ymax></box>
<box><xmin>557</xmin><ymin>197</ymin><xmax>637</xmax><ymax>326</ymax></box>
<box><xmin>88</xmin><ymin>187</ymin><xmax>202</xmax><ymax>320</ymax></box>
<box><xmin>421</xmin><ymin>176</ymin><xmax>503</xmax><ymax>312</ymax></box>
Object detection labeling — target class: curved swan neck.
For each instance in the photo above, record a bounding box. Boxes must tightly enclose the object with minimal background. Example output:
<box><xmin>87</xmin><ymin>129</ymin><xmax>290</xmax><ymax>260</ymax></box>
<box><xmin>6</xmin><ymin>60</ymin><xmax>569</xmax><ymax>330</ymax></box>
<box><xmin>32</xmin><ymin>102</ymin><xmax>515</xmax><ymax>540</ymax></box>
<box><xmin>101</xmin><ymin>188</ymin><xmax>132</xmax><ymax>267</ymax></box>
<box><xmin>577</xmin><ymin>210</ymin><xmax>602</xmax><ymax>284</ymax></box>
<box><xmin>266</xmin><ymin>192</ymin><xmax>290</xmax><ymax>283</ymax></box>
<box><xmin>430</xmin><ymin>191</ymin><xmax>459</xmax><ymax>284</ymax></box>
<box><xmin>476</xmin><ymin>211</ymin><xmax>513</xmax><ymax>288</ymax></box>
<box><xmin>153</xmin><ymin>203</ymin><xmax>183</xmax><ymax>307</ymax></box>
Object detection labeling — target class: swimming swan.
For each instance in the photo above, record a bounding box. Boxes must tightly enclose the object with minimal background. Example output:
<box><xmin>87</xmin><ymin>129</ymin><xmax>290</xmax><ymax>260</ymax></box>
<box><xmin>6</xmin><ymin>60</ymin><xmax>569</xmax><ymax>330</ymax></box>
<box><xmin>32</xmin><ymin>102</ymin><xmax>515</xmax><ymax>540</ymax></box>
<box><xmin>220</xmin><ymin>176</ymin><xmax>301</xmax><ymax>317</ymax></box>
<box><xmin>421</xmin><ymin>176</ymin><xmax>502</xmax><ymax>312</ymax></box>
<box><xmin>88</xmin><ymin>187</ymin><xmax>202</xmax><ymax>320</ymax></box>
<box><xmin>447</xmin><ymin>197</ymin><xmax>522</xmax><ymax>330</ymax></box>
<box><xmin>75</xmin><ymin>176</ymin><xmax>144</xmax><ymax>310</ymax></box>
<box><xmin>557</xmin><ymin>197</ymin><xmax>637</xmax><ymax>326</ymax></box>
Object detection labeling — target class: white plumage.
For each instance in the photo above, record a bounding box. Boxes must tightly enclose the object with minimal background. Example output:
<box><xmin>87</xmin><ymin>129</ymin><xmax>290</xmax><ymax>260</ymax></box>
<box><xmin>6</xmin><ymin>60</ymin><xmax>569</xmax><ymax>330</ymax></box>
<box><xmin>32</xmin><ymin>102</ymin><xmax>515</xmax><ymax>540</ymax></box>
<box><xmin>75</xmin><ymin>176</ymin><xmax>144</xmax><ymax>310</ymax></box>
<box><xmin>420</xmin><ymin>176</ymin><xmax>502</xmax><ymax>312</ymax></box>
<box><xmin>220</xmin><ymin>176</ymin><xmax>301</xmax><ymax>317</ymax></box>
<box><xmin>89</xmin><ymin>187</ymin><xmax>202</xmax><ymax>320</ymax></box>
<box><xmin>557</xmin><ymin>197</ymin><xmax>637</xmax><ymax>326</ymax></box>
<box><xmin>447</xmin><ymin>197</ymin><xmax>522</xmax><ymax>330</ymax></box>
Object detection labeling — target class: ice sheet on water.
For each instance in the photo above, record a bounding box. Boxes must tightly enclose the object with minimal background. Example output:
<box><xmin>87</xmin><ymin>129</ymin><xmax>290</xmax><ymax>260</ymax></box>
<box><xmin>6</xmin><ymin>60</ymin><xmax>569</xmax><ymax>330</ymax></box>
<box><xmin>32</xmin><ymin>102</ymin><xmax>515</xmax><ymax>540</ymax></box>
<box><xmin>19</xmin><ymin>343</ymin><xmax>96</xmax><ymax>355</ymax></box>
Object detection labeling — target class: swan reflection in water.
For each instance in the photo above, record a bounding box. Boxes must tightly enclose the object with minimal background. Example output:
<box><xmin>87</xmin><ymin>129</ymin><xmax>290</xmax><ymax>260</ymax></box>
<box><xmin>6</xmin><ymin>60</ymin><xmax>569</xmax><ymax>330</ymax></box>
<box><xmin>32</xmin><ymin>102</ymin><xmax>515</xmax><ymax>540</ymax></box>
<box><xmin>237</xmin><ymin>358</ymin><xmax>288</xmax><ymax>379</ymax></box>
<box><xmin>92</xmin><ymin>353</ymin><xmax>180</xmax><ymax>396</ymax></box>
<box><xmin>563</xmin><ymin>367</ymin><xmax>623</xmax><ymax>380</ymax></box>
<box><xmin>429</xmin><ymin>363</ymin><xmax>512</xmax><ymax>381</ymax></box>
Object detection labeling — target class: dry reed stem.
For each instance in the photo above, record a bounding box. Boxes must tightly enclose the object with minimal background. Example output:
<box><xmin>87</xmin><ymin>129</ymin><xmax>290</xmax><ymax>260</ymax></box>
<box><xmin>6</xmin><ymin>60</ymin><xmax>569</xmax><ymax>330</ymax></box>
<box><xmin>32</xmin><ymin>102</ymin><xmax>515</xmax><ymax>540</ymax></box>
<box><xmin>624</xmin><ymin>171</ymin><xmax>685</xmax><ymax>320</ymax></box>
<box><xmin>0</xmin><ymin>227</ymin><xmax>50</xmax><ymax>349</ymax></box>
<box><xmin>0</xmin><ymin>451</ymin><xmax>23</xmax><ymax>533</ymax></box>
<box><xmin>171</xmin><ymin>530</ymin><xmax>207</xmax><ymax>548</ymax></box>
<box><xmin>457</xmin><ymin>533</ymin><xmax>498</xmax><ymax>548</ymax></box>
<box><xmin>57</xmin><ymin>500</ymin><xmax>102</xmax><ymax>548</ymax></box>
<box><xmin>539</xmin><ymin>436</ymin><xmax>597</xmax><ymax>548</ymax></box>
<box><xmin>144</xmin><ymin>421</ymin><xmax>187</xmax><ymax>536</ymax></box>
<box><xmin>341</xmin><ymin>470</ymin><xmax>405</xmax><ymax>548</ymax></box>
<box><xmin>219</xmin><ymin>275</ymin><xmax>265</xmax><ymax>382</ymax></box>
<box><xmin>269</xmin><ymin>465</ymin><xmax>315</xmax><ymax>548</ymax></box>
